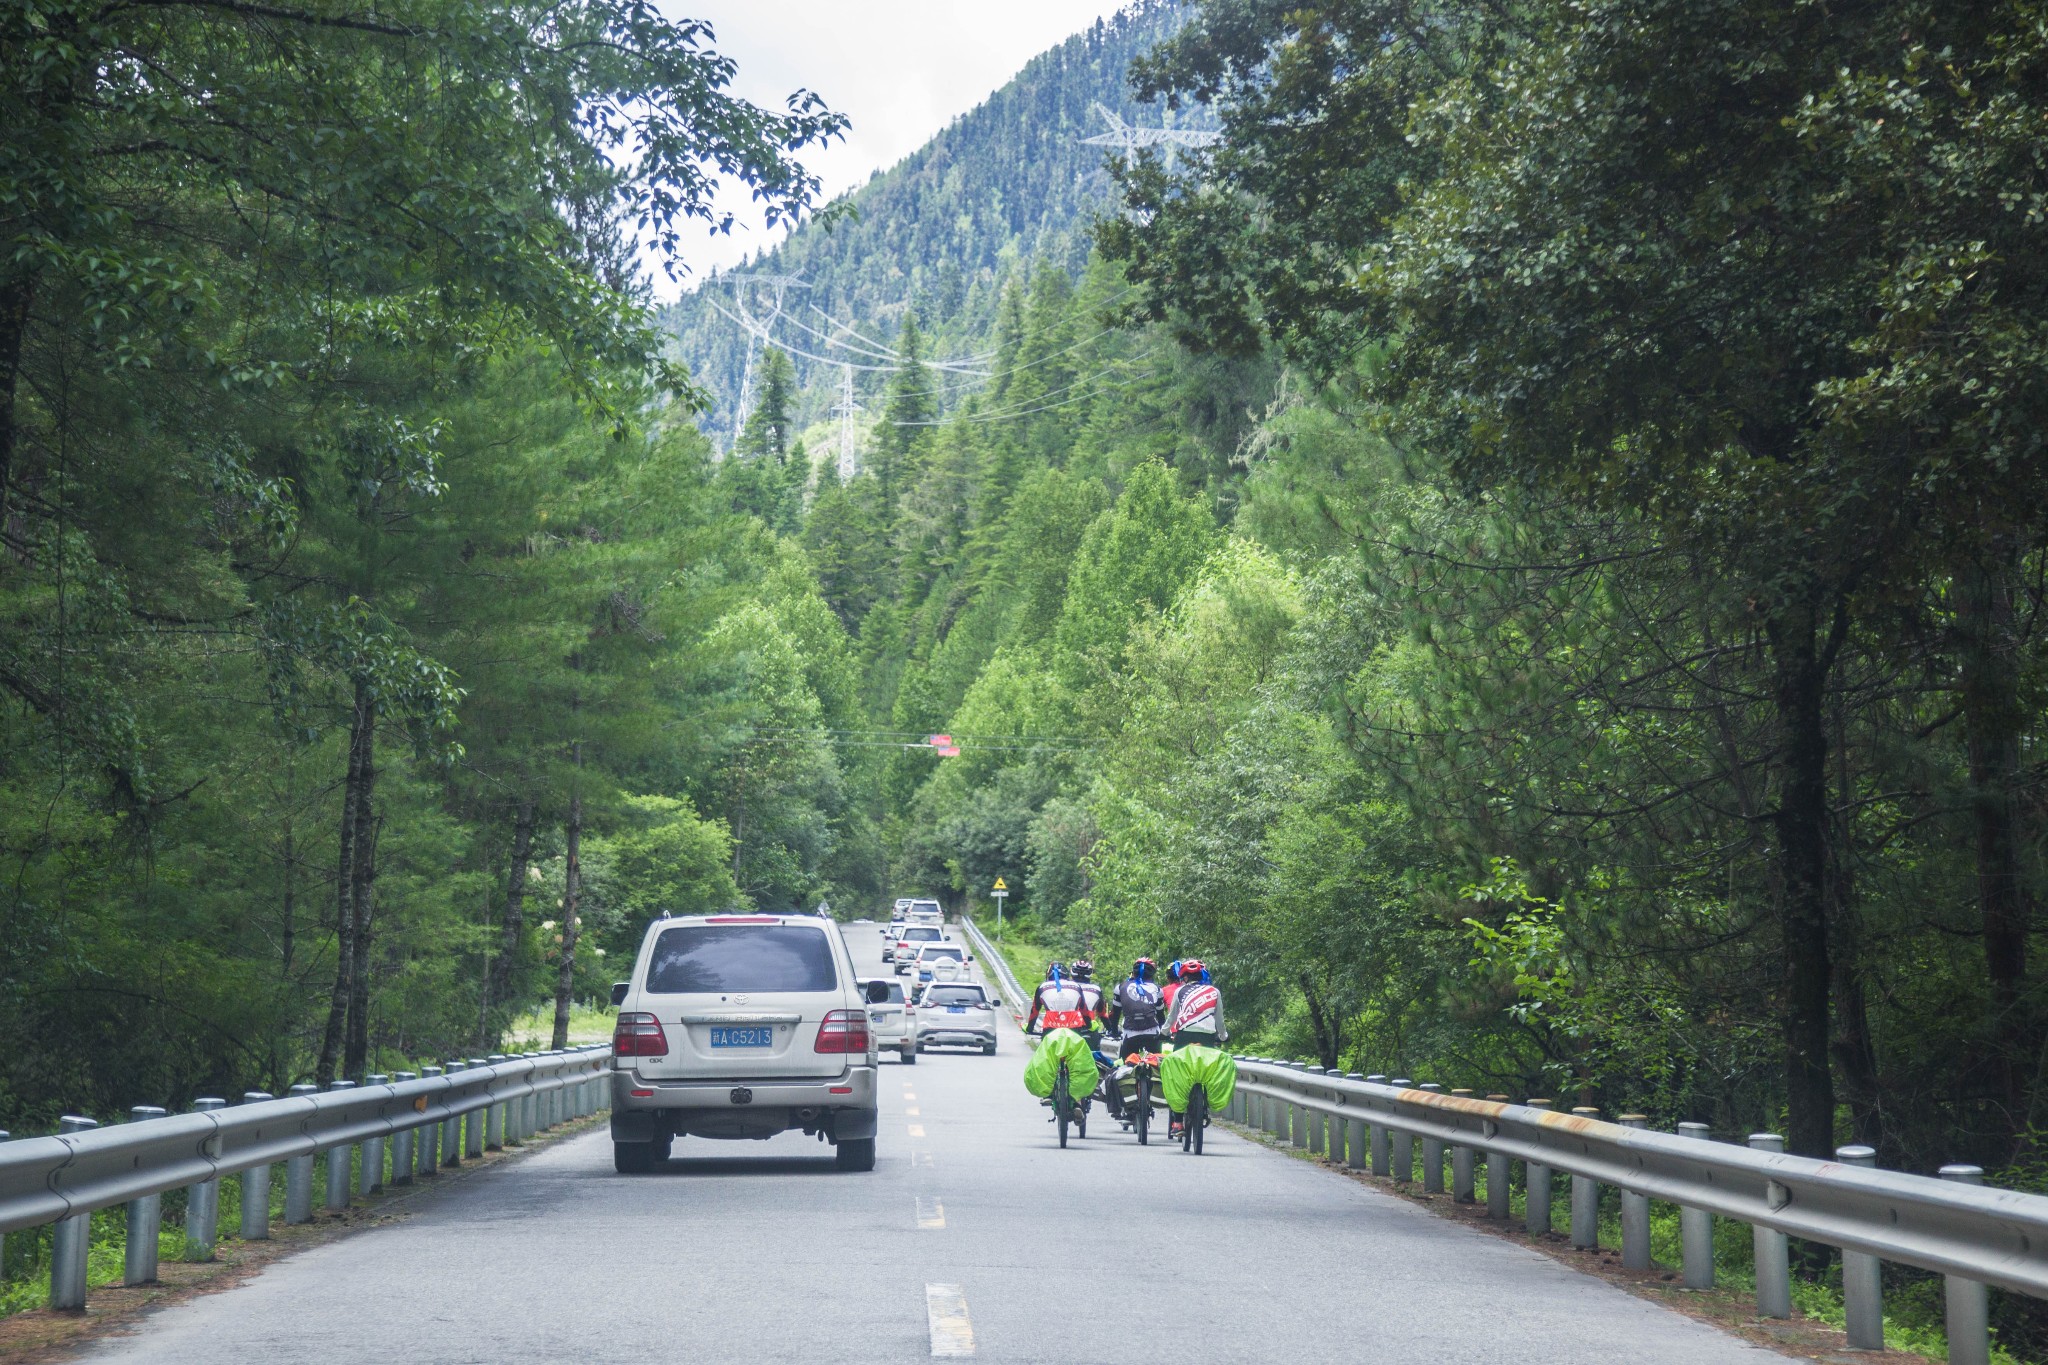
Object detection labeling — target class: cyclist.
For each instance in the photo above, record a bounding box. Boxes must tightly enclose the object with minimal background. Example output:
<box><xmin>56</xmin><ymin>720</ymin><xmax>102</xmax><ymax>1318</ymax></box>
<box><xmin>1163</xmin><ymin>960</ymin><xmax>1224</xmax><ymax>1138</ymax></box>
<box><xmin>1167</xmin><ymin>960</ymin><xmax>1225</xmax><ymax>1048</ymax></box>
<box><xmin>1105</xmin><ymin>958</ymin><xmax>1167</xmax><ymax>1060</ymax></box>
<box><xmin>1025</xmin><ymin>962</ymin><xmax>1090</xmax><ymax>1035</ymax></box>
<box><xmin>1068</xmin><ymin>959</ymin><xmax>1105</xmax><ymax>1040</ymax></box>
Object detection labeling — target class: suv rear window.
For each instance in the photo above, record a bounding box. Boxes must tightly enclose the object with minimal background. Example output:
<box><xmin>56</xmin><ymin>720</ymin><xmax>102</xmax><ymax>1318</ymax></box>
<box><xmin>645</xmin><ymin>925</ymin><xmax>837</xmax><ymax>994</ymax></box>
<box><xmin>900</xmin><ymin>926</ymin><xmax>941</xmax><ymax>941</ymax></box>
<box><xmin>925</xmin><ymin>985</ymin><xmax>986</xmax><ymax>1007</ymax></box>
<box><xmin>918</xmin><ymin>945</ymin><xmax>964</xmax><ymax>959</ymax></box>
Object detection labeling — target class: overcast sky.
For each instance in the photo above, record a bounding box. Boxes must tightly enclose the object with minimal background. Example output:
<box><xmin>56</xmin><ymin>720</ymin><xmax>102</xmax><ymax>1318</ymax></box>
<box><xmin>649</xmin><ymin>1</ymin><xmax>1133</xmax><ymax>298</ymax></box>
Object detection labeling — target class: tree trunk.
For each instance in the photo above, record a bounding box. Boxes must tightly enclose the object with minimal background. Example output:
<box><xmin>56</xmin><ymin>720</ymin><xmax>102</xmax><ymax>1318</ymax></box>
<box><xmin>0</xmin><ymin>274</ymin><xmax>33</xmax><ymax>543</ymax></box>
<box><xmin>343</xmin><ymin>717</ymin><xmax>378</xmax><ymax>1080</ymax></box>
<box><xmin>315</xmin><ymin>682</ymin><xmax>372</xmax><ymax>1085</ymax></box>
<box><xmin>486</xmin><ymin>797</ymin><xmax>538</xmax><ymax>1028</ymax></box>
<box><xmin>1768</xmin><ymin>605</ymin><xmax>1838</xmax><ymax>1159</ymax></box>
<box><xmin>551</xmin><ymin>745</ymin><xmax>583</xmax><ymax>1051</ymax></box>
<box><xmin>1959</xmin><ymin>556</ymin><xmax>2031</xmax><ymax>1127</ymax></box>
<box><xmin>1299</xmin><ymin>971</ymin><xmax>1343</xmax><ymax>1071</ymax></box>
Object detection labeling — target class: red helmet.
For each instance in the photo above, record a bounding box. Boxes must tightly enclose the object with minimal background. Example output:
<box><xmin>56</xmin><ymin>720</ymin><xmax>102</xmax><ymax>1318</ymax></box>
<box><xmin>1181</xmin><ymin>959</ymin><xmax>1207</xmax><ymax>978</ymax></box>
<box><xmin>1132</xmin><ymin>957</ymin><xmax>1156</xmax><ymax>981</ymax></box>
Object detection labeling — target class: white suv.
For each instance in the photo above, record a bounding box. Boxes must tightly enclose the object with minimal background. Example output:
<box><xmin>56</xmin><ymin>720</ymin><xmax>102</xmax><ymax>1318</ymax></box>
<box><xmin>610</xmin><ymin>913</ymin><xmax>880</xmax><ymax>1173</ymax></box>
<box><xmin>862</xmin><ymin>977</ymin><xmax>916</xmax><ymax>1064</ymax></box>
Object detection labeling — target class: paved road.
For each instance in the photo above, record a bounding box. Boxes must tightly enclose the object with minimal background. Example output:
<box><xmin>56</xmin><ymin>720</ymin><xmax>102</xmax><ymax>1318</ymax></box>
<box><xmin>81</xmin><ymin>927</ymin><xmax>1781</xmax><ymax>1363</ymax></box>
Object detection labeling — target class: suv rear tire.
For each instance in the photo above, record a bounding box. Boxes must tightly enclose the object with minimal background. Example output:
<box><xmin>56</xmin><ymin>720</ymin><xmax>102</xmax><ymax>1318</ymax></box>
<box><xmin>901</xmin><ymin>1046</ymin><xmax>917</xmax><ymax>1065</ymax></box>
<box><xmin>834</xmin><ymin>1137</ymin><xmax>877</xmax><ymax>1172</ymax></box>
<box><xmin>614</xmin><ymin>1141</ymin><xmax>659</xmax><ymax>1174</ymax></box>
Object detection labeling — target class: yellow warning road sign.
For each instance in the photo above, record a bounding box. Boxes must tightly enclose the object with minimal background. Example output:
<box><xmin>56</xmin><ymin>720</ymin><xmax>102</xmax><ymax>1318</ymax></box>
<box><xmin>992</xmin><ymin>877</ymin><xmax>1008</xmax><ymax>892</ymax></box>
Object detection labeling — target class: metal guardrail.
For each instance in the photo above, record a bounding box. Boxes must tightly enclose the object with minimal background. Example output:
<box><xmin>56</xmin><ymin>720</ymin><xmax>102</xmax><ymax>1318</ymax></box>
<box><xmin>0</xmin><ymin>1045</ymin><xmax>612</xmax><ymax>1313</ymax></box>
<box><xmin>958</xmin><ymin>916</ymin><xmax>1028</xmax><ymax>1020</ymax></box>
<box><xmin>1228</xmin><ymin>1060</ymin><xmax>2026</xmax><ymax>1362</ymax></box>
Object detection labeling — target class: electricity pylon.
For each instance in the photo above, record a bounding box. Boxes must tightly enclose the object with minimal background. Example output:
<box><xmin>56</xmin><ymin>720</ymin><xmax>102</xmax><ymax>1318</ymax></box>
<box><xmin>724</xmin><ymin>274</ymin><xmax>808</xmax><ymax>451</ymax></box>
<box><xmin>830</xmin><ymin>364</ymin><xmax>862</xmax><ymax>482</ymax></box>
<box><xmin>1080</xmin><ymin>102</ymin><xmax>1220</xmax><ymax>169</ymax></box>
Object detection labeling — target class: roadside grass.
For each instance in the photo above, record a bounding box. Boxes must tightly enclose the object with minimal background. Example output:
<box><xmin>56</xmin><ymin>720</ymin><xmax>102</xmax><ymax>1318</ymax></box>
<box><xmin>964</xmin><ymin>914</ymin><xmax>1051</xmax><ymax>991</ymax></box>
<box><xmin>503</xmin><ymin>1001</ymin><xmax>615</xmax><ymax>1049</ymax></box>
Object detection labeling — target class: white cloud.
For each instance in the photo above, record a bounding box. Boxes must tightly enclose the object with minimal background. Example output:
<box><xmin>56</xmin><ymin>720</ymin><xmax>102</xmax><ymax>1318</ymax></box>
<box><xmin>645</xmin><ymin>0</ymin><xmax>1132</xmax><ymax>297</ymax></box>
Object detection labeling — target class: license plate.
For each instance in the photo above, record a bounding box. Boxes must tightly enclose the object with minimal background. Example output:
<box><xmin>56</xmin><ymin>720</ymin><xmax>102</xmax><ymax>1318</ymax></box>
<box><xmin>947</xmin><ymin>1006</ymin><xmax>966</xmax><ymax>1014</ymax></box>
<box><xmin>710</xmin><ymin>1026</ymin><xmax>773</xmax><ymax>1048</ymax></box>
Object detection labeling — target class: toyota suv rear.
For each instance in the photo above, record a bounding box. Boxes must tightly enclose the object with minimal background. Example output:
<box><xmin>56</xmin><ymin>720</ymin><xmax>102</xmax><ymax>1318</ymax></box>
<box><xmin>610</xmin><ymin>913</ymin><xmax>880</xmax><ymax>1172</ymax></box>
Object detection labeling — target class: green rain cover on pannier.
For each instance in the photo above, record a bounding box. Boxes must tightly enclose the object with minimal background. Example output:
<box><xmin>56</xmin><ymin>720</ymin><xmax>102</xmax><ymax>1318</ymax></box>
<box><xmin>1160</xmin><ymin>1043</ymin><xmax>1236</xmax><ymax>1111</ymax></box>
<box><xmin>1022</xmin><ymin>1028</ymin><xmax>1099</xmax><ymax>1101</ymax></box>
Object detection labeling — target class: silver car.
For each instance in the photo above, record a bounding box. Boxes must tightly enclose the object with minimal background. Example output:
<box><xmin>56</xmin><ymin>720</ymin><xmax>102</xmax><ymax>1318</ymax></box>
<box><xmin>914</xmin><ymin>982</ymin><xmax>998</xmax><ymax>1055</ymax></box>
<box><xmin>862</xmin><ymin>977</ymin><xmax>916</xmax><ymax>1064</ymax></box>
<box><xmin>610</xmin><ymin>913</ymin><xmax>880</xmax><ymax>1172</ymax></box>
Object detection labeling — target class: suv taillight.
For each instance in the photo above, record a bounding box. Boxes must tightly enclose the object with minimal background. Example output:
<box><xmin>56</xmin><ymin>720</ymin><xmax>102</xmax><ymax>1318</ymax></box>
<box><xmin>814</xmin><ymin>1009</ymin><xmax>871</xmax><ymax>1053</ymax></box>
<box><xmin>613</xmin><ymin>1011</ymin><xmax>669</xmax><ymax>1057</ymax></box>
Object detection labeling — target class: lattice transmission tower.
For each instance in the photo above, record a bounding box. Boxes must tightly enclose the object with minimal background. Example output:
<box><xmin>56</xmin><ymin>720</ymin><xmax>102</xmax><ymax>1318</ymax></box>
<box><xmin>1080</xmin><ymin>102</ymin><xmax>1220</xmax><ymax>169</ymax></box>
<box><xmin>723</xmin><ymin>273</ymin><xmax>808</xmax><ymax>451</ymax></box>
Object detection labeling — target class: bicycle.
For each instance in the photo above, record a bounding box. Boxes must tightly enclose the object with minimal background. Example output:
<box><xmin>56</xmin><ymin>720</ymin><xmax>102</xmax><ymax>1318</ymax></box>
<box><xmin>1053</xmin><ymin>1059</ymin><xmax>1075</xmax><ymax>1147</ymax></box>
<box><xmin>1120</xmin><ymin>1048</ymin><xmax>1162</xmax><ymax>1146</ymax></box>
<box><xmin>1179</xmin><ymin>1082</ymin><xmax>1207</xmax><ymax>1155</ymax></box>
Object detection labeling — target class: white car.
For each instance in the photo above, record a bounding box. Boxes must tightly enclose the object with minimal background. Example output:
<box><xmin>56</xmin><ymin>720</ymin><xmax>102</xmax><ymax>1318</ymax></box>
<box><xmin>914</xmin><ymin>982</ymin><xmax>998</xmax><ymax>1055</ymax></box>
<box><xmin>890</xmin><ymin>924</ymin><xmax>947</xmax><ymax>972</ymax></box>
<box><xmin>904</xmin><ymin>898</ymin><xmax>944</xmax><ymax>927</ymax></box>
<box><xmin>610</xmin><ymin>913</ymin><xmax>880</xmax><ymax>1173</ymax></box>
<box><xmin>861</xmin><ymin>977</ymin><xmax>916</xmax><ymax>1064</ymax></box>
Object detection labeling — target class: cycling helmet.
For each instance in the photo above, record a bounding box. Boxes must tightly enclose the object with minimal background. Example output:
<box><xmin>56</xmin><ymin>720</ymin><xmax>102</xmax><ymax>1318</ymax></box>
<box><xmin>1070</xmin><ymin>959</ymin><xmax>1094</xmax><ymax>981</ymax></box>
<box><xmin>1047</xmin><ymin>961</ymin><xmax>1065</xmax><ymax>982</ymax></box>
<box><xmin>1132</xmin><ymin>956</ymin><xmax>1156</xmax><ymax>981</ymax></box>
<box><xmin>1168</xmin><ymin>959</ymin><xmax>1185</xmax><ymax>980</ymax></box>
<box><xmin>1181</xmin><ymin>958</ymin><xmax>1206</xmax><ymax>979</ymax></box>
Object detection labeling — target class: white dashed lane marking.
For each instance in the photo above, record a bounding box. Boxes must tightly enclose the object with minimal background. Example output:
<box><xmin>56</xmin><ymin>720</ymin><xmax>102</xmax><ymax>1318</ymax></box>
<box><xmin>916</xmin><ymin>1196</ymin><xmax>945</xmax><ymax>1229</ymax></box>
<box><xmin>925</xmin><ymin>1283</ymin><xmax>974</xmax><ymax>1357</ymax></box>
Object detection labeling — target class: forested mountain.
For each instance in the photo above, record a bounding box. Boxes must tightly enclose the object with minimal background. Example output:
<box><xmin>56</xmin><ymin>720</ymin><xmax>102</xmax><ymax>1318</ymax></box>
<box><xmin>659</xmin><ymin>0</ymin><xmax>1204</xmax><ymax>440</ymax></box>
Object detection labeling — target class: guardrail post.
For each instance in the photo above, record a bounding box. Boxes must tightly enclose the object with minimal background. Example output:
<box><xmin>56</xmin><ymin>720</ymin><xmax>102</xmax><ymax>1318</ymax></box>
<box><xmin>466</xmin><ymin>1060</ymin><xmax>489</xmax><ymax>1156</ymax></box>
<box><xmin>186</xmin><ymin>1097</ymin><xmax>227</xmax><ymax>1259</ymax></box>
<box><xmin>1345</xmin><ymin>1075</ymin><xmax>1367</xmax><ymax>1170</ymax></box>
<box><xmin>391</xmin><ymin>1073</ymin><xmax>418</xmax><ymax>1182</ymax></box>
<box><xmin>239</xmin><ymin>1092</ymin><xmax>275</xmax><ymax>1240</ymax></box>
<box><xmin>359</xmin><ymin>1075</ymin><xmax>389</xmax><ymax>1194</ymax></box>
<box><xmin>1749</xmin><ymin>1133</ymin><xmax>1792</xmax><ymax>1318</ymax></box>
<box><xmin>1618</xmin><ymin>1115</ymin><xmax>1650</xmax><ymax>1268</ymax></box>
<box><xmin>1675</xmin><ymin>1122</ymin><xmax>1715</xmax><ymax>1288</ymax></box>
<box><xmin>1366</xmin><ymin>1076</ymin><xmax>1390</xmax><ymax>1175</ymax></box>
<box><xmin>1389</xmin><ymin>1080</ymin><xmax>1414</xmax><ymax>1181</ymax></box>
<box><xmin>285</xmin><ymin>1084</ymin><xmax>318</xmax><ymax>1222</ymax></box>
<box><xmin>1939</xmin><ymin>1165</ymin><xmax>1990</xmax><ymax>1365</ymax></box>
<box><xmin>1450</xmin><ymin>1090</ymin><xmax>1475</xmax><ymax>1200</ymax></box>
<box><xmin>1485</xmin><ymin>1095</ymin><xmax>1511</xmax><ymax>1218</ymax></box>
<box><xmin>486</xmin><ymin>1057</ymin><xmax>508</xmax><ymax>1148</ymax></box>
<box><xmin>1525</xmin><ymin>1098</ymin><xmax>1554</xmax><ymax>1235</ymax></box>
<box><xmin>441</xmin><ymin>1061</ymin><xmax>466</xmax><ymax>1164</ymax></box>
<box><xmin>324</xmin><ymin>1080</ymin><xmax>356</xmax><ymax>1211</ymax></box>
<box><xmin>1570</xmin><ymin>1107</ymin><xmax>1602</xmax><ymax>1248</ymax></box>
<box><xmin>123</xmin><ymin>1107</ymin><xmax>167</xmax><ymax>1284</ymax></box>
<box><xmin>51</xmin><ymin>1116</ymin><xmax>98</xmax><ymax>1309</ymax></box>
<box><xmin>418</xmin><ymin>1066</ymin><xmax>443</xmax><ymax>1173</ymax></box>
<box><xmin>1419</xmin><ymin>1083</ymin><xmax>1444</xmax><ymax>1192</ymax></box>
<box><xmin>1304</xmin><ymin>1069</ymin><xmax>1326</xmax><ymax>1154</ymax></box>
<box><xmin>1834</xmin><ymin>1145</ymin><xmax>1882</xmax><ymax>1349</ymax></box>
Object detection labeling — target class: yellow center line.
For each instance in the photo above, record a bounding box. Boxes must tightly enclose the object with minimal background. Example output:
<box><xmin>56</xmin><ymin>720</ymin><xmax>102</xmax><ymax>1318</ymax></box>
<box><xmin>926</xmin><ymin>1283</ymin><xmax>975</xmax><ymax>1357</ymax></box>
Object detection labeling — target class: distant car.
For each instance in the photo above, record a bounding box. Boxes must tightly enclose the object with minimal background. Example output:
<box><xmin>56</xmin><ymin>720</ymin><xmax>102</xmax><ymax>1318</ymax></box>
<box><xmin>910</xmin><ymin>942</ymin><xmax>970</xmax><ymax>987</ymax></box>
<box><xmin>904</xmin><ymin>899</ymin><xmax>945</xmax><ymax>927</ymax></box>
<box><xmin>890</xmin><ymin>924</ymin><xmax>946</xmax><ymax>972</ymax></box>
<box><xmin>914</xmin><ymin>982</ymin><xmax>997</xmax><ymax>1055</ymax></box>
<box><xmin>861</xmin><ymin>977</ymin><xmax>916</xmax><ymax>1064</ymax></box>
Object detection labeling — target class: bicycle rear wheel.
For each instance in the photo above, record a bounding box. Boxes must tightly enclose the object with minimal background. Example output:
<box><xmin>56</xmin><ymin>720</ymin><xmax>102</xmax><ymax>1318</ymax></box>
<box><xmin>1056</xmin><ymin>1061</ymin><xmax>1071</xmax><ymax>1148</ymax></box>
<box><xmin>1135</xmin><ymin>1072</ymin><xmax>1151</xmax><ymax>1146</ymax></box>
<box><xmin>1190</xmin><ymin>1085</ymin><xmax>1207</xmax><ymax>1155</ymax></box>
